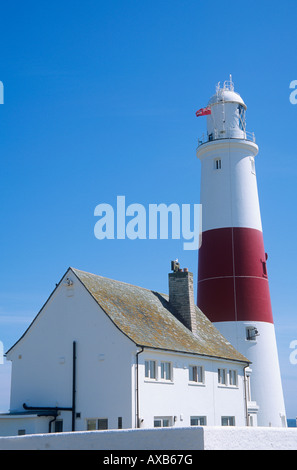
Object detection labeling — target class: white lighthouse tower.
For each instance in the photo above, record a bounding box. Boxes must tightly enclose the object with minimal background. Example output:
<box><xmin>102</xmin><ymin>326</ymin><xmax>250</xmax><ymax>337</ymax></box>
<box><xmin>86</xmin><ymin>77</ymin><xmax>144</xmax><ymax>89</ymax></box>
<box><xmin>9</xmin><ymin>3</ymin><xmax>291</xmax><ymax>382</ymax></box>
<box><xmin>196</xmin><ymin>77</ymin><xmax>287</xmax><ymax>427</ymax></box>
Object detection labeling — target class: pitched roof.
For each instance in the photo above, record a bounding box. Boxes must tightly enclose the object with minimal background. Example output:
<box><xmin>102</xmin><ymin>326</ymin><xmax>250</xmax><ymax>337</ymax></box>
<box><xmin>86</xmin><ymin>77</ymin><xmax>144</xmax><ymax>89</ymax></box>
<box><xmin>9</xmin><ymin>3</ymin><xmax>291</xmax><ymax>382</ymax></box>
<box><xmin>71</xmin><ymin>268</ymin><xmax>249</xmax><ymax>364</ymax></box>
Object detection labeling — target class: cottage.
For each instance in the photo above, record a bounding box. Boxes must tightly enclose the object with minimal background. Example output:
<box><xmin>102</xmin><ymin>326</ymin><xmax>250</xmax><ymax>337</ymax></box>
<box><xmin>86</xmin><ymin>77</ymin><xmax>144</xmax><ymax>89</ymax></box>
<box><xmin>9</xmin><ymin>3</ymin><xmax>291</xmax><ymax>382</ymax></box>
<box><xmin>0</xmin><ymin>264</ymin><xmax>258</xmax><ymax>436</ymax></box>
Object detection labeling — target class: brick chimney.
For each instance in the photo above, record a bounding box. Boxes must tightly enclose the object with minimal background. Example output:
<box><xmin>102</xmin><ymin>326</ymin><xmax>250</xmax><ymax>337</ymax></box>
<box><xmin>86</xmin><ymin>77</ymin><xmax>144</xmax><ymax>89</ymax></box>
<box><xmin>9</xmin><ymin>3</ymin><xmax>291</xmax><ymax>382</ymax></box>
<box><xmin>168</xmin><ymin>261</ymin><xmax>197</xmax><ymax>335</ymax></box>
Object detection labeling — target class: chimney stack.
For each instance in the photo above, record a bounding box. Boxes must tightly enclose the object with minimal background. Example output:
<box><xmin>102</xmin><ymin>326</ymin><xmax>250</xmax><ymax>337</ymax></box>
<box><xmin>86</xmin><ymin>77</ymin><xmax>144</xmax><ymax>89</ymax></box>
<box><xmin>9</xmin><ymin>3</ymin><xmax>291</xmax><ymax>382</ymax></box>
<box><xmin>169</xmin><ymin>261</ymin><xmax>197</xmax><ymax>335</ymax></box>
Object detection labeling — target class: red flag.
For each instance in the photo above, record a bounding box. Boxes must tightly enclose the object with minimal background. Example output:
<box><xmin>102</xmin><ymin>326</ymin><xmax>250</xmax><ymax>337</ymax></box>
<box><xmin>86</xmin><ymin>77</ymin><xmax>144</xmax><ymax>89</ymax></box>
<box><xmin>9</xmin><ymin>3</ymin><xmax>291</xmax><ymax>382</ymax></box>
<box><xmin>196</xmin><ymin>106</ymin><xmax>211</xmax><ymax>117</ymax></box>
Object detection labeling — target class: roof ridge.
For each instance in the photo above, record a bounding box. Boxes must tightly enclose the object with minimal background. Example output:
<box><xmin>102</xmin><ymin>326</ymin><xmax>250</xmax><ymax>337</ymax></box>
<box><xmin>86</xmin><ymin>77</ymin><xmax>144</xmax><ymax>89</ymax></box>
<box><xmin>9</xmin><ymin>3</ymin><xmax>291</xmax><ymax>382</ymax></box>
<box><xmin>70</xmin><ymin>267</ymin><xmax>167</xmax><ymax>296</ymax></box>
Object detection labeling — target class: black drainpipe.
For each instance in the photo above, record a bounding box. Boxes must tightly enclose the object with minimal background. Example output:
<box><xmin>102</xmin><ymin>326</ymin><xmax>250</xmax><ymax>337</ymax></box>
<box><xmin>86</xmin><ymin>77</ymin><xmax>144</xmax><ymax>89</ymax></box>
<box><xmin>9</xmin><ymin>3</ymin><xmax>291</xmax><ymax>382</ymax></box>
<box><xmin>48</xmin><ymin>414</ymin><xmax>57</xmax><ymax>433</ymax></box>
<box><xmin>135</xmin><ymin>347</ymin><xmax>144</xmax><ymax>428</ymax></box>
<box><xmin>72</xmin><ymin>341</ymin><xmax>76</xmax><ymax>432</ymax></box>
<box><xmin>243</xmin><ymin>363</ymin><xmax>250</xmax><ymax>426</ymax></box>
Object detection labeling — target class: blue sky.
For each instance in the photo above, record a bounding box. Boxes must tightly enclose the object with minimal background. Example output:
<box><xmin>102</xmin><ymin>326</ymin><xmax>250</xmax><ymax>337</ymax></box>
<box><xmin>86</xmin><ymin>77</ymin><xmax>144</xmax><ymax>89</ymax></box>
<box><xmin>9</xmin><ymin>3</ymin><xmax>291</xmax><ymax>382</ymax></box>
<box><xmin>0</xmin><ymin>1</ymin><xmax>296</xmax><ymax>418</ymax></box>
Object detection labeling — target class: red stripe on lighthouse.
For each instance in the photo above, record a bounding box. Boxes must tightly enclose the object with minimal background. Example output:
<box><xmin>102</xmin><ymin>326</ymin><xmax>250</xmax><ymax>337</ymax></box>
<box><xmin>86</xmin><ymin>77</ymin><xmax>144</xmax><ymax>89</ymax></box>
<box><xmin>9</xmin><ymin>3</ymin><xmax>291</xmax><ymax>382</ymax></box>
<box><xmin>197</xmin><ymin>227</ymin><xmax>274</xmax><ymax>323</ymax></box>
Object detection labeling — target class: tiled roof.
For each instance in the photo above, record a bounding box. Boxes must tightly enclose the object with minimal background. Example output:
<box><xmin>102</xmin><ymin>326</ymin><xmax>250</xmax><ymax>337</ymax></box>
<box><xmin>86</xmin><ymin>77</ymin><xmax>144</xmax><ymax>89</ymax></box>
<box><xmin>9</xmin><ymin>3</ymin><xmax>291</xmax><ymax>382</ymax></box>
<box><xmin>72</xmin><ymin>268</ymin><xmax>249</xmax><ymax>363</ymax></box>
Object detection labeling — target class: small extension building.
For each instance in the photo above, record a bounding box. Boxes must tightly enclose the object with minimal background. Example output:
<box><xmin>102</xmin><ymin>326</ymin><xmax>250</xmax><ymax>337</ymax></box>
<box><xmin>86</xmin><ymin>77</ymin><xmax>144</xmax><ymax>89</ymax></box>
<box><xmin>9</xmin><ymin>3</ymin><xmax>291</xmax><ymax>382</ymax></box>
<box><xmin>0</xmin><ymin>265</ymin><xmax>258</xmax><ymax>436</ymax></box>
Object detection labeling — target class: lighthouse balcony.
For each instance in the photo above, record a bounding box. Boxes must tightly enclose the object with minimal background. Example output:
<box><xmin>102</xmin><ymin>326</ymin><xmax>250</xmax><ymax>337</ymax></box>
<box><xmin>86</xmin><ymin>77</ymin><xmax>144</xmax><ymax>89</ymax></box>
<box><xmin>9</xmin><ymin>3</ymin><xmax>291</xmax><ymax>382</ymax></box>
<box><xmin>197</xmin><ymin>129</ymin><xmax>256</xmax><ymax>148</ymax></box>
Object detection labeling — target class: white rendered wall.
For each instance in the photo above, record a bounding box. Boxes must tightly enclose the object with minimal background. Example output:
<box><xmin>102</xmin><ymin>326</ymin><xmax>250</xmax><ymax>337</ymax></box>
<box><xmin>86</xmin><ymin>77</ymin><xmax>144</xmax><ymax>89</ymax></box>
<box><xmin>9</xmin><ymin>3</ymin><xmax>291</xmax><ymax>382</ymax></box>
<box><xmin>138</xmin><ymin>350</ymin><xmax>248</xmax><ymax>428</ymax></box>
<box><xmin>6</xmin><ymin>271</ymin><xmax>137</xmax><ymax>434</ymax></box>
<box><xmin>0</xmin><ymin>427</ymin><xmax>297</xmax><ymax>450</ymax></box>
<box><xmin>0</xmin><ymin>415</ymin><xmax>50</xmax><ymax>437</ymax></box>
<box><xmin>1</xmin><ymin>345</ymin><xmax>249</xmax><ymax>435</ymax></box>
<box><xmin>197</xmin><ymin>139</ymin><xmax>261</xmax><ymax>232</ymax></box>
<box><xmin>214</xmin><ymin>321</ymin><xmax>286</xmax><ymax>427</ymax></box>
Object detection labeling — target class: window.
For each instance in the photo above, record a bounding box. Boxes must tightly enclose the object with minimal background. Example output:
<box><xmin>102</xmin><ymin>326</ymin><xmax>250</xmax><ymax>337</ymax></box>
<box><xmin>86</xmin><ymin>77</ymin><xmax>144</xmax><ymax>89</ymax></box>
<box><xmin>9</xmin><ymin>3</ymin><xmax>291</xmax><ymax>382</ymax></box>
<box><xmin>86</xmin><ymin>418</ymin><xmax>108</xmax><ymax>431</ymax></box>
<box><xmin>214</xmin><ymin>158</ymin><xmax>222</xmax><ymax>170</ymax></box>
<box><xmin>18</xmin><ymin>429</ymin><xmax>26</xmax><ymax>435</ymax></box>
<box><xmin>250</xmin><ymin>156</ymin><xmax>256</xmax><ymax>174</ymax></box>
<box><xmin>87</xmin><ymin>419</ymin><xmax>97</xmax><ymax>431</ymax></box>
<box><xmin>154</xmin><ymin>417</ymin><xmax>172</xmax><ymax>428</ymax></box>
<box><xmin>229</xmin><ymin>369</ymin><xmax>238</xmax><ymax>386</ymax></box>
<box><xmin>189</xmin><ymin>365</ymin><xmax>204</xmax><ymax>383</ymax></box>
<box><xmin>98</xmin><ymin>418</ymin><xmax>108</xmax><ymax>430</ymax></box>
<box><xmin>218</xmin><ymin>368</ymin><xmax>227</xmax><ymax>385</ymax></box>
<box><xmin>238</xmin><ymin>105</ymin><xmax>246</xmax><ymax>131</ymax></box>
<box><xmin>246</xmin><ymin>326</ymin><xmax>259</xmax><ymax>341</ymax></box>
<box><xmin>145</xmin><ymin>360</ymin><xmax>157</xmax><ymax>379</ymax></box>
<box><xmin>118</xmin><ymin>417</ymin><xmax>122</xmax><ymax>429</ymax></box>
<box><xmin>190</xmin><ymin>416</ymin><xmax>207</xmax><ymax>426</ymax></box>
<box><xmin>221</xmin><ymin>416</ymin><xmax>235</xmax><ymax>426</ymax></box>
<box><xmin>160</xmin><ymin>361</ymin><xmax>172</xmax><ymax>381</ymax></box>
<box><xmin>218</xmin><ymin>368</ymin><xmax>237</xmax><ymax>386</ymax></box>
<box><xmin>54</xmin><ymin>420</ymin><xmax>63</xmax><ymax>433</ymax></box>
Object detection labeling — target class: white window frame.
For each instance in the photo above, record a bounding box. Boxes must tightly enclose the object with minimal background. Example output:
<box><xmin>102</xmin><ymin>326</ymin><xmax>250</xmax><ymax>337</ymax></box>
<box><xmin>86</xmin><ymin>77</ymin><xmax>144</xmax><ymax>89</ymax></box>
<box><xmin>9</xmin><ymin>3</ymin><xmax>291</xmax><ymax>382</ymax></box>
<box><xmin>218</xmin><ymin>368</ymin><xmax>227</xmax><ymax>385</ymax></box>
<box><xmin>145</xmin><ymin>360</ymin><xmax>157</xmax><ymax>380</ymax></box>
<box><xmin>160</xmin><ymin>361</ymin><xmax>172</xmax><ymax>381</ymax></box>
<box><xmin>221</xmin><ymin>416</ymin><xmax>235</xmax><ymax>426</ymax></box>
<box><xmin>189</xmin><ymin>365</ymin><xmax>204</xmax><ymax>384</ymax></box>
<box><xmin>229</xmin><ymin>369</ymin><xmax>238</xmax><ymax>387</ymax></box>
<box><xmin>190</xmin><ymin>416</ymin><xmax>207</xmax><ymax>426</ymax></box>
<box><xmin>154</xmin><ymin>416</ymin><xmax>173</xmax><ymax>428</ymax></box>
<box><xmin>86</xmin><ymin>418</ymin><xmax>108</xmax><ymax>431</ymax></box>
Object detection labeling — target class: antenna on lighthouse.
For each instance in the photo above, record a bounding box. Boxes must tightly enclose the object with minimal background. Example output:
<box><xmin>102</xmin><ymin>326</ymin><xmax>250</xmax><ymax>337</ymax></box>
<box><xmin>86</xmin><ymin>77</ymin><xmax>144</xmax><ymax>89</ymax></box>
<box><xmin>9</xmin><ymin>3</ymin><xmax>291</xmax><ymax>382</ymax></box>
<box><xmin>222</xmin><ymin>74</ymin><xmax>234</xmax><ymax>91</ymax></box>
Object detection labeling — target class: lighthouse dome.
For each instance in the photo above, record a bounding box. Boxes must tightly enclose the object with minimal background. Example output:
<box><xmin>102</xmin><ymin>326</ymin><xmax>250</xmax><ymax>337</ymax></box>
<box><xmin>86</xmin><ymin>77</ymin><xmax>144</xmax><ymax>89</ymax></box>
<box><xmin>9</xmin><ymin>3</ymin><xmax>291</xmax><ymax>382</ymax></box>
<box><xmin>206</xmin><ymin>78</ymin><xmax>247</xmax><ymax>140</ymax></box>
<box><xmin>208</xmin><ymin>89</ymin><xmax>246</xmax><ymax>109</ymax></box>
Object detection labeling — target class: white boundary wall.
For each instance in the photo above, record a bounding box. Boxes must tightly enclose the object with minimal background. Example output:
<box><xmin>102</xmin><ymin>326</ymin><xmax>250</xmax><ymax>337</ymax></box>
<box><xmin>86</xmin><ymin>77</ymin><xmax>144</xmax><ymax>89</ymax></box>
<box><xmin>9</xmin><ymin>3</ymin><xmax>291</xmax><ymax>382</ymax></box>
<box><xmin>0</xmin><ymin>427</ymin><xmax>297</xmax><ymax>450</ymax></box>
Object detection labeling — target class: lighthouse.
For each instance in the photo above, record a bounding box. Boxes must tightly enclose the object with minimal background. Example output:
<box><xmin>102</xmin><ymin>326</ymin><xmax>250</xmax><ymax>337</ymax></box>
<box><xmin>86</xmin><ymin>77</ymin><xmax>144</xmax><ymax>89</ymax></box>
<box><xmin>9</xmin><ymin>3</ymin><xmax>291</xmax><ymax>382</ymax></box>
<box><xmin>196</xmin><ymin>77</ymin><xmax>287</xmax><ymax>427</ymax></box>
